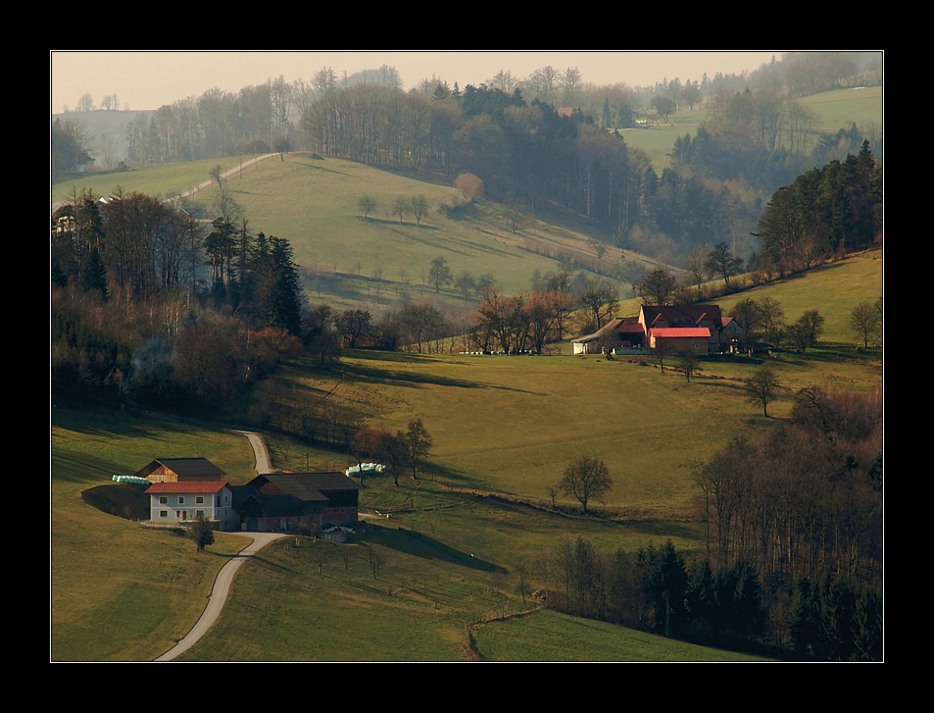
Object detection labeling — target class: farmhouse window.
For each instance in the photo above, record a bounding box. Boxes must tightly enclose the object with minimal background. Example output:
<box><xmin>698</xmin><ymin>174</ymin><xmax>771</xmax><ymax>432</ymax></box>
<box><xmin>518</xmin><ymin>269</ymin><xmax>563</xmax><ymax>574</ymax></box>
<box><xmin>160</xmin><ymin>510</ymin><xmax>168</xmax><ymax>518</ymax></box>
<box><xmin>179</xmin><ymin>496</ymin><xmax>185</xmax><ymax>504</ymax></box>
<box><xmin>196</xmin><ymin>496</ymin><xmax>204</xmax><ymax>504</ymax></box>
<box><xmin>196</xmin><ymin>510</ymin><xmax>204</xmax><ymax>517</ymax></box>
<box><xmin>159</xmin><ymin>496</ymin><xmax>168</xmax><ymax>504</ymax></box>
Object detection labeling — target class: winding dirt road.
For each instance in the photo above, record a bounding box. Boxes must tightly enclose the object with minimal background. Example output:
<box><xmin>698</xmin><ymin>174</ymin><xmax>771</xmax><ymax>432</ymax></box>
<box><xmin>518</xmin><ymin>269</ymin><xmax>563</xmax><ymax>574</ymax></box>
<box><xmin>155</xmin><ymin>530</ymin><xmax>287</xmax><ymax>661</ymax></box>
<box><xmin>154</xmin><ymin>429</ymin><xmax>280</xmax><ymax>662</ymax></box>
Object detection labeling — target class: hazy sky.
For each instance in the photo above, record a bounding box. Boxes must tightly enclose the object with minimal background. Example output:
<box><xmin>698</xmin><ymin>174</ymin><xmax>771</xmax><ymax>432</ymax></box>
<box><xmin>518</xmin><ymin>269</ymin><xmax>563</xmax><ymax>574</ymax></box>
<box><xmin>50</xmin><ymin>51</ymin><xmax>785</xmax><ymax>113</ymax></box>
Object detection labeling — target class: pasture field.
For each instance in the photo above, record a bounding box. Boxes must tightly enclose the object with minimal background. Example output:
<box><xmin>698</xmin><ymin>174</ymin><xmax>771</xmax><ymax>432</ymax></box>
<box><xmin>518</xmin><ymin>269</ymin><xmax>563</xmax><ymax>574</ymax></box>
<box><xmin>50</xmin><ymin>122</ymin><xmax>882</xmax><ymax>660</ymax></box>
<box><xmin>472</xmin><ymin>609</ymin><xmax>770</xmax><ymax>662</ymax></box>
<box><xmin>53</xmin><ymin>153</ymin><xmax>660</xmax><ymax>312</ymax></box>
<box><xmin>51</xmin><ymin>156</ymin><xmax>248</xmax><ymax>204</ymax></box>
<box><xmin>172</xmin><ymin>488</ymin><xmax>762</xmax><ymax>662</ymax></box>
<box><xmin>50</xmin><ymin>83</ymin><xmax>880</xmax><ymax>315</ymax></box>
<box><xmin>179</xmin><ymin>154</ymin><xmax>660</xmax><ymax>308</ymax></box>
<box><xmin>716</xmin><ymin>252</ymin><xmax>883</xmax><ymax>346</ymax></box>
<box><xmin>800</xmin><ymin>86</ymin><xmax>884</xmax><ymax>134</ymax></box>
<box><xmin>51</xmin><ymin>408</ymin><xmax>729</xmax><ymax>662</ymax></box>
<box><xmin>256</xmin><ymin>251</ymin><xmax>882</xmax><ymax>514</ymax></box>
<box><xmin>50</xmin><ymin>232</ymin><xmax>882</xmax><ymax>662</ymax></box>
<box><xmin>258</xmin><ymin>343</ymin><xmax>880</xmax><ymax>518</ymax></box>
<box><xmin>50</xmin><ymin>349</ymin><xmax>879</xmax><ymax>660</ymax></box>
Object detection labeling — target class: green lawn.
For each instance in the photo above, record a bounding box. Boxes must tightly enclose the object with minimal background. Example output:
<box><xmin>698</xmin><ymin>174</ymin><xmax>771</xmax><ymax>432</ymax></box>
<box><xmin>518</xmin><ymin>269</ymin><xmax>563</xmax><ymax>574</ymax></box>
<box><xmin>472</xmin><ymin>609</ymin><xmax>770</xmax><ymax>661</ymax></box>
<box><xmin>259</xmin><ymin>253</ymin><xmax>882</xmax><ymax>516</ymax></box>
<box><xmin>716</xmin><ymin>252</ymin><xmax>883</xmax><ymax>346</ymax></box>
<box><xmin>51</xmin><ymin>156</ymin><xmax>249</xmax><ymax>204</ymax></box>
<box><xmin>173</xmin><ymin>476</ymin><xmax>712</xmax><ymax>662</ymax></box>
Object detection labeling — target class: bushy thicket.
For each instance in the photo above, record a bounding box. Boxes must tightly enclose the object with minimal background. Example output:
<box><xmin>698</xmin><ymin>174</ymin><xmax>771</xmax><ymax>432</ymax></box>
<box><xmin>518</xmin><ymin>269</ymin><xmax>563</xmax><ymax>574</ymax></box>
<box><xmin>51</xmin><ymin>284</ymin><xmax>301</xmax><ymax>412</ymax></box>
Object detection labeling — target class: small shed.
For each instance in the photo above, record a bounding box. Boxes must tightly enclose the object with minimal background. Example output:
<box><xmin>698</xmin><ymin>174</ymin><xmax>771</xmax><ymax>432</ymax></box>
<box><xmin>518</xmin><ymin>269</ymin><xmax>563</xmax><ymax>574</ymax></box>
<box><xmin>134</xmin><ymin>458</ymin><xmax>227</xmax><ymax>484</ymax></box>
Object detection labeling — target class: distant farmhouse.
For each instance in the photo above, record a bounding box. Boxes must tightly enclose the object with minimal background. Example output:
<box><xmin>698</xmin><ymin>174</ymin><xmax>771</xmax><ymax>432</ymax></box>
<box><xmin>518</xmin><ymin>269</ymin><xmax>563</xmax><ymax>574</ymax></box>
<box><xmin>137</xmin><ymin>458</ymin><xmax>358</xmax><ymax>534</ymax></box>
<box><xmin>573</xmin><ymin>304</ymin><xmax>744</xmax><ymax>356</ymax></box>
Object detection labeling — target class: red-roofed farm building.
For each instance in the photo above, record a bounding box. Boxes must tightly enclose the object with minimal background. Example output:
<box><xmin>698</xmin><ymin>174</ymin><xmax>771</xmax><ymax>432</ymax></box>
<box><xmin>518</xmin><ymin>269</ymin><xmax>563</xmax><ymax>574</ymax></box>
<box><xmin>138</xmin><ymin>458</ymin><xmax>360</xmax><ymax>534</ymax></box>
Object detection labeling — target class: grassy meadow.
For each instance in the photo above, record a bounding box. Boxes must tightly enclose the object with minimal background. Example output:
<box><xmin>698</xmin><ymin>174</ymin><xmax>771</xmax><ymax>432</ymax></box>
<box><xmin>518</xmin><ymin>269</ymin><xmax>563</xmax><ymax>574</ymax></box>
<box><xmin>51</xmin><ymin>156</ymin><xmax>248</xmax><ymax>204</ymax></box>
<box><xmin>177</xmin><ymin>154</ymin><xmax>666</xmax><ymax>310</ymax></box>
<box><xmin>472</xmin><ymin>609</ymin><xmax>770</xmax><ymax>662</ymax></box>
<box><xmin>50</xmin><ymin>86</ymin><xmax>880</xmax><ymax>317</ymax></box>
<box><xmin>256</xmin><ymin>250</ymin><xmax>882</xmax><ymax>519</ymax></box>
<box><xmin>716</xmin><ymin>252</ymin><xmax>883</xmax><ymax>345</ymax></box>
<box><xmin>172</xmin><ymin>500</ymin><xmax>764</xmax><ymax>662</ymax></box>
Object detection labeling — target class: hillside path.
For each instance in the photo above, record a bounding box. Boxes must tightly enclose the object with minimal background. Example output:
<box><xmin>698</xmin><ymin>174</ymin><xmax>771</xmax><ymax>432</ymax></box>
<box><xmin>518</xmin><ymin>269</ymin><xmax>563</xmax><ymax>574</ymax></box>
<box><xmin>154</xmin><ymin>531</ymin><xmax>288</xmax><ymax>662</ymax></box>
<box><xmin>179</xmin><ymin>153</ymin><xmax>277</xmax><ymax>199</ymax></box>
<box><xmin>234</xmin><ymin>429</ymin><xmax>272</xmax><ymax>473</ymax></box>
<box><xmin>154</xmin><ymin>429</ymin><xmax>279</xmax><ymax>662</ymax></box>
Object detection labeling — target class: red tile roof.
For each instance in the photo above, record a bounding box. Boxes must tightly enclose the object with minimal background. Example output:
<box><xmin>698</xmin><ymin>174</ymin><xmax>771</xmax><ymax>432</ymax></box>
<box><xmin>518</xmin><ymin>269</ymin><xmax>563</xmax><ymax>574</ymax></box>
<box><xmin>651</xmin><ymin>327</ymin><xmax>711</xmax><ymax>338</ymax></box>
<box><xmin>145</xmin><ymin>481</ymin><xmax>229</xmax><ymax>494</ymax></box>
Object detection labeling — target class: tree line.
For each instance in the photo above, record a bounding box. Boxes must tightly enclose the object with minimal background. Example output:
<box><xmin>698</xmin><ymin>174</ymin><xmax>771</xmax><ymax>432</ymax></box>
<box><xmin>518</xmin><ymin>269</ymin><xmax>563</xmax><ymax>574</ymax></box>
<box><xmin>537</xmin><ymin>534</ymin><xmax>881</xmax><ymax>660</ymax></box>
<box><xmin>753</xmin><ymin>141</ymin><xmax>882</xmax><ymax>276</ymax></box>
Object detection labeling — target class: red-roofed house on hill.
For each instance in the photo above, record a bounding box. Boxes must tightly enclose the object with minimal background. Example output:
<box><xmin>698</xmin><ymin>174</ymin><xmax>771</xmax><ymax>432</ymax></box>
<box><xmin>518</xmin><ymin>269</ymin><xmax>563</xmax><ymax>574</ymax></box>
<box><xmin>145</xmin><ymin>480</ymin><xmax>238</xmax><ymax>531</ymax></box>
<box><xmin>573</xmin><ymin>304</ymin><xmax>742</xmax><ymax>355</ymax></box>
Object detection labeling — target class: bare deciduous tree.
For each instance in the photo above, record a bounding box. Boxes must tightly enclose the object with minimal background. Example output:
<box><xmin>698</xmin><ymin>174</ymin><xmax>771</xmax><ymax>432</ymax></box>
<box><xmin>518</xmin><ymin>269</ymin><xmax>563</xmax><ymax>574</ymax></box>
<box><xmin>745</xmin><ymin>365</ymin><xmax>780</xmax><ymax>417</ymax></box>
<box><xmin>560</xmin><ymin>455</ymin><xmax>613</xmax><ymax>516</ymax></box>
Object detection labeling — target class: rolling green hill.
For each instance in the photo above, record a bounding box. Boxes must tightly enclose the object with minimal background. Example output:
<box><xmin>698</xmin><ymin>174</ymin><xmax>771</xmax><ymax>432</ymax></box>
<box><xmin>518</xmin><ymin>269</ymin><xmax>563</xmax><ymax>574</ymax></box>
<box><xmin>54</xmin><ymin>153</ymin><xmax>674</xmax><ymax>313</ymax></box>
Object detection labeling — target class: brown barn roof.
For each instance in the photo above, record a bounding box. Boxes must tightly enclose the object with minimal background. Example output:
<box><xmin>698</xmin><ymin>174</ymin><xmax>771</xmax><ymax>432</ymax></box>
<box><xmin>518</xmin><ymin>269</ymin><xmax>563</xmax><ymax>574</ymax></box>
<box><xmin>641</xmin><ymin>305</ymin><xmax>723</xmax><ymax>329</ymax></box>
<box><xmin>139</xmin><ymin>457</ymin><xmax>227</xmax><ymax>479</ymax></box>
<box><xmin>233</xmin><ymin>472</ymin><xmax>359</xmax><ymax>518</ymax></box>
<box><xmin>145</xmin><ymin>481</ymin><xmax>229</xmax><ymax>494</ymax></box>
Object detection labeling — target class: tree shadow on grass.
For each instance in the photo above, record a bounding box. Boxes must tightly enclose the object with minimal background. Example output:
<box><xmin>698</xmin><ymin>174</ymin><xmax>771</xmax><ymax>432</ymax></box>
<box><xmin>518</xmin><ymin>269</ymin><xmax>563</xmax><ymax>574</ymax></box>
<box><xmin>337</xmin><ymin>358</ymin><xmax>541</xmax><ymax>394</ymax></box>
<box><xmin>360</xmin><ymin>522</ymin><xmax>506</xmax><ymax>573</ymax></box>
<box><xmin>423</xmin><ymin>463</ymin><xmax>475</xmax><ymax>485</ymax></box>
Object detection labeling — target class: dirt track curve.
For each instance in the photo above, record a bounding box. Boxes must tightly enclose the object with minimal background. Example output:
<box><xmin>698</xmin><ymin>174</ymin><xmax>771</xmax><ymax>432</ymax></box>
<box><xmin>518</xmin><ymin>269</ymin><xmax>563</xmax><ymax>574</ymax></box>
<box><xmin>155</xmin><ymin>430</ymin><xmax>281</xmax><ymax>662</ymax></box>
